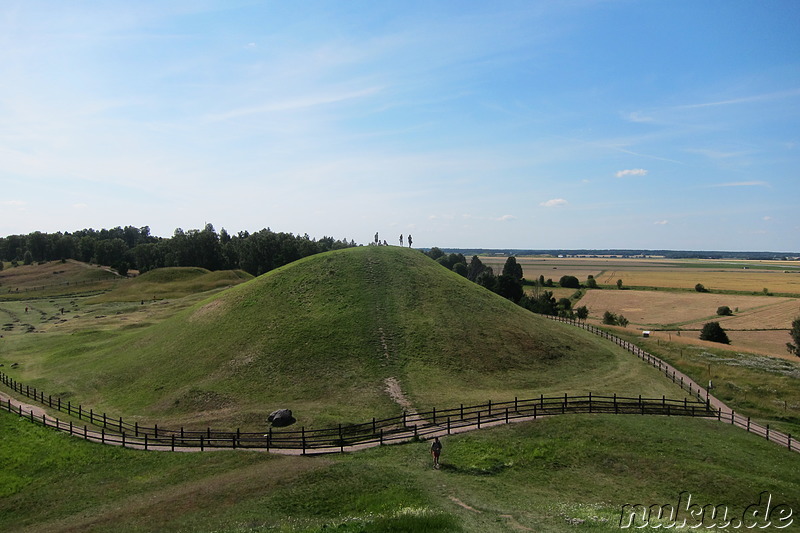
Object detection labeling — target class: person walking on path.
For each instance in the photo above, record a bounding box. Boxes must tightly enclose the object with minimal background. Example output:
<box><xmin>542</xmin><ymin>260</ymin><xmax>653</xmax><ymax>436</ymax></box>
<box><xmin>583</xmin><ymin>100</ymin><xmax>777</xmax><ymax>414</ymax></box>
<box><xmin>430</xmin><ymin>436</ymin><xmax>442</xmax><ymax>468</ymax></box>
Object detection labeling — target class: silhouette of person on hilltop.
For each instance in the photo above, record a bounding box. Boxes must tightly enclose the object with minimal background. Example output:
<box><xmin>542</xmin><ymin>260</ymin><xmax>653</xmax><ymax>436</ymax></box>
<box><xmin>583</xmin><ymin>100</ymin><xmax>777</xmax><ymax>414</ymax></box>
<box><xmin>407</xmin><ymin>234</ymin><xmax>413</xmax><ymax>248</ymax></box>
<box><xmin>399</xmin><ymin>234</ymin><xmax>404</xmax><ymax>247</ymax></box>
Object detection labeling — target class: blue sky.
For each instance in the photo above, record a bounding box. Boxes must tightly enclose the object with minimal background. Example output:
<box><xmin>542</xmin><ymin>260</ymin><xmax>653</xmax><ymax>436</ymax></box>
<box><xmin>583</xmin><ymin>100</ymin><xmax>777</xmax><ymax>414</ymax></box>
<box><xmin>2</xmin><ymin>1</ymin><xmax>798</xmax><ymax>251</ymax></box>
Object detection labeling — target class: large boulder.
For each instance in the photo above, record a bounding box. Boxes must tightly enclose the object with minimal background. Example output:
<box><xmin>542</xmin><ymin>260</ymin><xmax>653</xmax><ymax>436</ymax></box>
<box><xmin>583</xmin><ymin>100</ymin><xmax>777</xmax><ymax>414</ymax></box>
<box><xmin>268</xmin><ymin>409</ymin><xmax>295</xmax><ymax>427</ymax></box>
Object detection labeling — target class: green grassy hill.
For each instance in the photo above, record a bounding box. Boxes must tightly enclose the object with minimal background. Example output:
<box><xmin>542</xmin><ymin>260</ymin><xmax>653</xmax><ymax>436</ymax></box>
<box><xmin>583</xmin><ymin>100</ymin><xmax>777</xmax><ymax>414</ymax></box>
<box><xmin>3</xmin><ymin>247</ymin><xmax>688</xmax><ymax>429</ymax></box>
<box><xmin>87</xmin><ymin>266</ymin><xmax>253</xmax><ymax>302</ymax></box>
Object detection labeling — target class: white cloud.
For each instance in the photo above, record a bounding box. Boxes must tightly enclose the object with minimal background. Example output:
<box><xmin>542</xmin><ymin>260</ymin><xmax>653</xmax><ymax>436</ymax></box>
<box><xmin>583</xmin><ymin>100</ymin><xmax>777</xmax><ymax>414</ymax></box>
<box><xmin>763</xmin><ymin>216</ymin><xmax>772</xmax><ymax>221</ymax></box>
<box><xmin>615</xmin><ymin>168</ymin><xmax>648</xmax><ymax>178</ymax></box>
<box><xmin>496</xmin><ymin>214</ymin><xmax>515</xmax><ymax>221</ymax></box>
<box><xmin>540</xmin><ymin>198</ymin><xmax>567</xmax><ymax>208</ymax></box>
<box><xmin>72</xmin><ymin>203</ymin><xmax>88</xmax><ymax>209</ymax></box>
<box><xmin>654</xmin><ymin>220</ymin><xmax>668</xmax><ymax>225</ymax></box>
<box><xmin>2</xmin><ymin>200</ymin><xmax>26</xmax><ymax>206</ymax></box>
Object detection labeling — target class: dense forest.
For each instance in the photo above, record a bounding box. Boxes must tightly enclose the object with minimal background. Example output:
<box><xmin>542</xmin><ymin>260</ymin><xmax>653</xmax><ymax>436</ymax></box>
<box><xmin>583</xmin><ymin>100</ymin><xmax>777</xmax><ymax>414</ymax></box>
<box><xmin>0</xmin><ymin>225</ymin><xmax>357</xmax><ymax>277</ymax></box>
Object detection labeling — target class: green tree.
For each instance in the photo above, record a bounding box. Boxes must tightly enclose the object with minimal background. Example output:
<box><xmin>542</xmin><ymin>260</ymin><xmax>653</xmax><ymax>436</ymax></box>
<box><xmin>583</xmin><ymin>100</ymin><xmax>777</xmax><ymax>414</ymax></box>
<box><xmin>717</xmin><ymin>306</ymin><xmax>733</xmax><ymax>316</ymax></box>
<box><xmin>787</xmin><ymin>317</ymin><xmax>800</xmax><ymax>357</ymax></box>
<box><xmin>575</xmin><ymin>305</ymin><xmax>589</xmax><ymax>321</ymax></box>
<box><xmin>502</xmin><ymin>256</ymin><xmax>524</xmax><ymax>282</ymax></box>
<box><xmin>616</xmin><ymin>279</ymin><xmax>623</xmax><ymax>290</ymax></box>
<box><xmin>452</xmin><ymin>262</ymin><xmax>468</xmax><ymax>277</ymax></box>
<box><xmin>495</xmin><ymin>274</ymin><xmax>523</xmax><ymax>302</ymax></box>
<box><xmin>23</xmin><ymin>250</ymin><xmax>33</xmax><ymax>265</ymax></box>
<box><xmin>603</xmin><ymin>311</ymin><xmax>617</xmax><ymax>325</ymax></box>
<box><xmin>559</xmin><ymin>275</ymin><xmax>580</xmax><ymax>289</ymax></box>
<box><xmin>700</xmin><ymin>322</ymin><xmax>730</xmax><ymax>344</ymax></box>
<box><xmin>586</xmin><ymin>275</ymin><xmax>598</xmax><ymax>289</ymax></box>
<box><xmin>617</xmin><ymin>315</ymin><xmax>629</xmax><ymax>327</ymax></box>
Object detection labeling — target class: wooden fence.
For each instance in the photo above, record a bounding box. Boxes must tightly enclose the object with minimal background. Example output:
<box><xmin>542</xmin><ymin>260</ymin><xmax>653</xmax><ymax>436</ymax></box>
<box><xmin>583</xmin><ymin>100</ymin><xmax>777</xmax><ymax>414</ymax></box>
<box><xmin>1</xmin><ymin>316</ymin><xmax>796</xmax><ymax>454</ymax></box>
<box><xmin>546</xmin><ymin>316</ymin><xmax>799</xmax><ymax>454</ymax></box>
<box><xmin>1</xmin><ymin>370</ymin><xmax>715</xmax><ymax>453</ymax></box>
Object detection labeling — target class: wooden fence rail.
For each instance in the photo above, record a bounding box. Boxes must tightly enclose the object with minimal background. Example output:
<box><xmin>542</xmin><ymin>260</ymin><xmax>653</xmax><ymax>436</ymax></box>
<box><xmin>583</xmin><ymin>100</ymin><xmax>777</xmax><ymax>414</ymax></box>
<box><xmin>545</xmin><ymin>316</ymin><xmax>798</xmax><ymax>454</ymax></box>
<box><xmin>2</xmin><ymin>317</ymin><xmax>797</xmax><ymax>454</ymax></box>
<box><xmin>1</xmin><ymin>370</ymin><xmax>717</xmax><ymax>453</ymax></box>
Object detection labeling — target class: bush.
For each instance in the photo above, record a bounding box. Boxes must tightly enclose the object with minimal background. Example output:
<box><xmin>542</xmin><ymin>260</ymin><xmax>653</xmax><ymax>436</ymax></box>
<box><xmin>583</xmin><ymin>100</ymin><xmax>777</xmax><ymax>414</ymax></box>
<box><xmin>695</xmin><ymin>283</ymin><xmax>708</xmax><ymax>293</ymax></box>
<box><xmin>586</xmin><ymin>275</ymin><xmax>598</xmax><ymax>289</ymax></box>
<box><xmin>559</xmin><ymin>275</ymin><xmax>580</xmax><ymax>289</ymax></box>
<box><xmin>700</xmin><ymin>322</ymin><xmax>730</xmax><ymax>344</ymax></box>
<box><xmin>602</xmin><ymin>310</ymin><xmax>628</xmax><ymax>327</ymax></box>
<box><xmin>716</xmin><ymin>306</ymin><xmax>733</xmax><ymax>316</ymax></box>
<box><xmin>787</xmin><ymin>317</ymin><xmax>800</xmax><ymax>357</ymax></box>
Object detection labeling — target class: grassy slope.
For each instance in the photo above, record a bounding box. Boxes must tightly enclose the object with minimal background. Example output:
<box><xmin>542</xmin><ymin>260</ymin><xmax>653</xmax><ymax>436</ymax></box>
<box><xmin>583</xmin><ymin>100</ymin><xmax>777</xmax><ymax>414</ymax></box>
<box><xmin>2</xmin><ymin>410</ymin><xmax>798</xmax><ymax>532</ymax></box>
<box><xmin>87</xmin><ymin>267</ymin><xmax>253</xmax><ymax>303</ymax></box>
<box><xmin>2</xmin><ymin>246</ymin><xmax>689</xmax><ymax>430</ymax></box>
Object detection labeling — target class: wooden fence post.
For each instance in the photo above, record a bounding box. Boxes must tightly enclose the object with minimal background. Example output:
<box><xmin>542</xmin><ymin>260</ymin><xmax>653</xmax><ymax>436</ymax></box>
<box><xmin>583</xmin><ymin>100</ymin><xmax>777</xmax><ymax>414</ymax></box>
<box><xmin>477</xmin><ymin>411</ymin><xmax>481</xmax><ymax>429</ymax></box>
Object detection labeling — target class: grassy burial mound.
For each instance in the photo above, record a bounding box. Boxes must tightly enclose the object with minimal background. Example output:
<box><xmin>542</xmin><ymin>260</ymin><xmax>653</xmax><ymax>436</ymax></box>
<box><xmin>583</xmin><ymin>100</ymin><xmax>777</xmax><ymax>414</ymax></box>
<box><xmin>6</xmin><ymin>246</ymin><xmax>686</xmax><ymax>430</ymax></box>
<box><xmin>87</xmin><ymin>266</ymin><xmax>253</xmax><ymax>303</ymax></box>
<box><xmin>0</xmin><ymin>259</ymin><xmax>119</xmax><ymax>299</ymax></box>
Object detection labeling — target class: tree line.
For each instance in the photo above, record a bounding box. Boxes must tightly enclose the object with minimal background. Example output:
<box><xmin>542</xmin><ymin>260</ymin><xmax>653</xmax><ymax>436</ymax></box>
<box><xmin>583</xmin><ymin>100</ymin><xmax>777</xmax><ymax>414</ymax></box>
<box><xmin>423</xmin><ymin>248</ymin><xmax>587</xmax><ymax>318</ymax></box>
<box><xmin>0</xmin><ymin>225</ymin><xmax>356</xmax><ymax>277</ymax></box>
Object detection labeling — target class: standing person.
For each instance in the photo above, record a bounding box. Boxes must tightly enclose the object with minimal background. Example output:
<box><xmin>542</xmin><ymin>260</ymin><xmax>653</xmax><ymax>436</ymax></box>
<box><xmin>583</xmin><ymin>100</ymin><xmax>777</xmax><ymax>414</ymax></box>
<box><xmin>408</xmin><ymin>234</ymin><xmax>413</xmax><ymax>248</ymax></box>
<box><xmin>430</xmin><ymin>436</ymin><xmax>442</xmax><ymax>468</ymax></box>
<box><xmin>399</xmin><ymin>234</ymin><xmax>404</xmax><ymax>247</ymax></box>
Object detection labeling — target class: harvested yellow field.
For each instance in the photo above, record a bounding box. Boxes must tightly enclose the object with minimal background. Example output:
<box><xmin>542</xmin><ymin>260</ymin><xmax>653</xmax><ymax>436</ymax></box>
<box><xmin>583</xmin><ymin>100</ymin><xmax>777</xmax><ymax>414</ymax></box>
<box><xmin>595</xmin><ymin>269</ymin><xmax>800</xmax><ymax>294</ymax></box>
<box><xmin>682</xmin><ymin>298</ymin><xmax>800</xmax><ymax>331</ymax></box>
<box><xmin>477</xmin><ymin>256</ymin><xmax>800</xmax><ymax>294</ymax></box>
<box><xmin>578</xmin><ymin>289</ymin><xmax>796</xmax><ymax>328</ymax></box>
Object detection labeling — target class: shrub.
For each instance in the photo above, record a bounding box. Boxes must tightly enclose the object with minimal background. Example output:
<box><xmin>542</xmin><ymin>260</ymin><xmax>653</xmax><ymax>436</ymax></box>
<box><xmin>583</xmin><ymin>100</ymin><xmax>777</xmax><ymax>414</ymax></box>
<box><xmin>603</xmin><ymin>311</ymin><xmax>617</xmax><ymax>325</ymax></box>
<box><xmin>695</xmin><ymin>283</ymin><xmax>708</xmax><ymax>293</ymax></box>
<box><xmin>559</xmin><ymin>275</ymin><xmax>580</xmax><ymax>289</ymax></box>
<box><xmin>787</xmin><ymin>317</ymin><xmax>800</xmax><ymax>357</ymax></box>
<box><xmin>716</xmin><ymin>306</ymin><xmax>733</xmax><ymax>316</ymax></box>
<box><xmin>700</xmin><ymin>322</ymin><xmax>730</xmax><ymax>344</ymax></box>
<box><xmin>586</xmin><ymin>275</ymin><xmax>598</xmax><ymax>289</ymax></box>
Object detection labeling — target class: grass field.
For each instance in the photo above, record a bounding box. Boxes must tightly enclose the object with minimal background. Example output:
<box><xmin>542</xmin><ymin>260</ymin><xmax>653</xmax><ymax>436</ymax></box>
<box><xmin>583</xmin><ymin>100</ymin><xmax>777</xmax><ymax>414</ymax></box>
<box><xmin>2</xmin><ymin>410</ymin><xmax>798</xmax><ymax>532</ymax></box>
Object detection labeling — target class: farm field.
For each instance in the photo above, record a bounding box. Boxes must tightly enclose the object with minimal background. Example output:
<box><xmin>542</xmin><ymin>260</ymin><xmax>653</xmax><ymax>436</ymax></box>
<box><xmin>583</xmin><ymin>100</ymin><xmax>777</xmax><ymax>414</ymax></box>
<box><xmin>478</xmin><ymin>256</ymin><xmax>800</xmax><ymax>294</ymax></box>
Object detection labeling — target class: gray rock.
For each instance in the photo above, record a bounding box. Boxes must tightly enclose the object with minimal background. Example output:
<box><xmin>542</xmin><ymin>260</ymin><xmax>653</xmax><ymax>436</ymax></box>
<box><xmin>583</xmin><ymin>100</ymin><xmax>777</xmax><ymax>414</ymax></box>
<box><xmin>268</xmin><ymin>409</ymin><xmax>294</xmax><ymax>427</ymax></box>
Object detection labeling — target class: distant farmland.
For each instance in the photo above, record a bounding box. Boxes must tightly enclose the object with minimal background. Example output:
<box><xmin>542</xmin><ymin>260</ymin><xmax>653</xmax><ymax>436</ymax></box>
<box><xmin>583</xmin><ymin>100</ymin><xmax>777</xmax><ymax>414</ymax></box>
<box><xmin>478</xmin><ymin>256</ymin><xmax>800</xmax><ymax>294</ymax></box>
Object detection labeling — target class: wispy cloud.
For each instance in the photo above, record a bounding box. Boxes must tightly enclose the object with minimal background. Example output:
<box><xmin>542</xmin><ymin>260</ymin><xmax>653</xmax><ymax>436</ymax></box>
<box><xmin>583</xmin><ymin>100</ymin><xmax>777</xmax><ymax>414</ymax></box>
<box><xmin>654</xmin><ymin>220</ymin><xmax>668</xmax><ymax>225</ymax></box>
<box><xmin>2</xmin><ymin>200</ymin><xmax>27</xmax><ymax>206</ymax></box>
<box><xmin>675</xmin><ymin>88</ymin><xmax>800</xmax><ymax>110</ymax></box>
<box><xmin>540</xmin><ymin>198</ymin><xmax>567</xmax><ymax>208</ymax></box>
<box><xmin>710</xmin><ymin>181</ymin><xmax>770</xmax><ymax>188</ymax></box>
<box><xmin>496</xmin><ymin>214</ymin><xmax>516</xmax><ymax>222</ymax></box>
<box><xmin>615</xmin><ymin>168</ymin><xmax>648</xmax><ymax>178</ymax></box>
<box><xmin>207</xmin><ymin>86</ymin><xmax>383</xmax><ymax>121</ymax></box>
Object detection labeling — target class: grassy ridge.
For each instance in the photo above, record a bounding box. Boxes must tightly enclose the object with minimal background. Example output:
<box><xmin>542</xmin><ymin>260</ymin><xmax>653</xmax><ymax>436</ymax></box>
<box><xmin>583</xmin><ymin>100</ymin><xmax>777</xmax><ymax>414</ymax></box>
<box><xmin>1</xmin><ymin>247</ymin><xmax>689</xmax><ymax>429</ymax></box>
<box><xmin>87</xmin><ymin>267</ymin><xmax>253</xmax><ymax>303</ymax></box>
<box><xmin>2</xmin><ymin>410</ymin><xmax>798</xmax><ymax>532</ymax></box>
